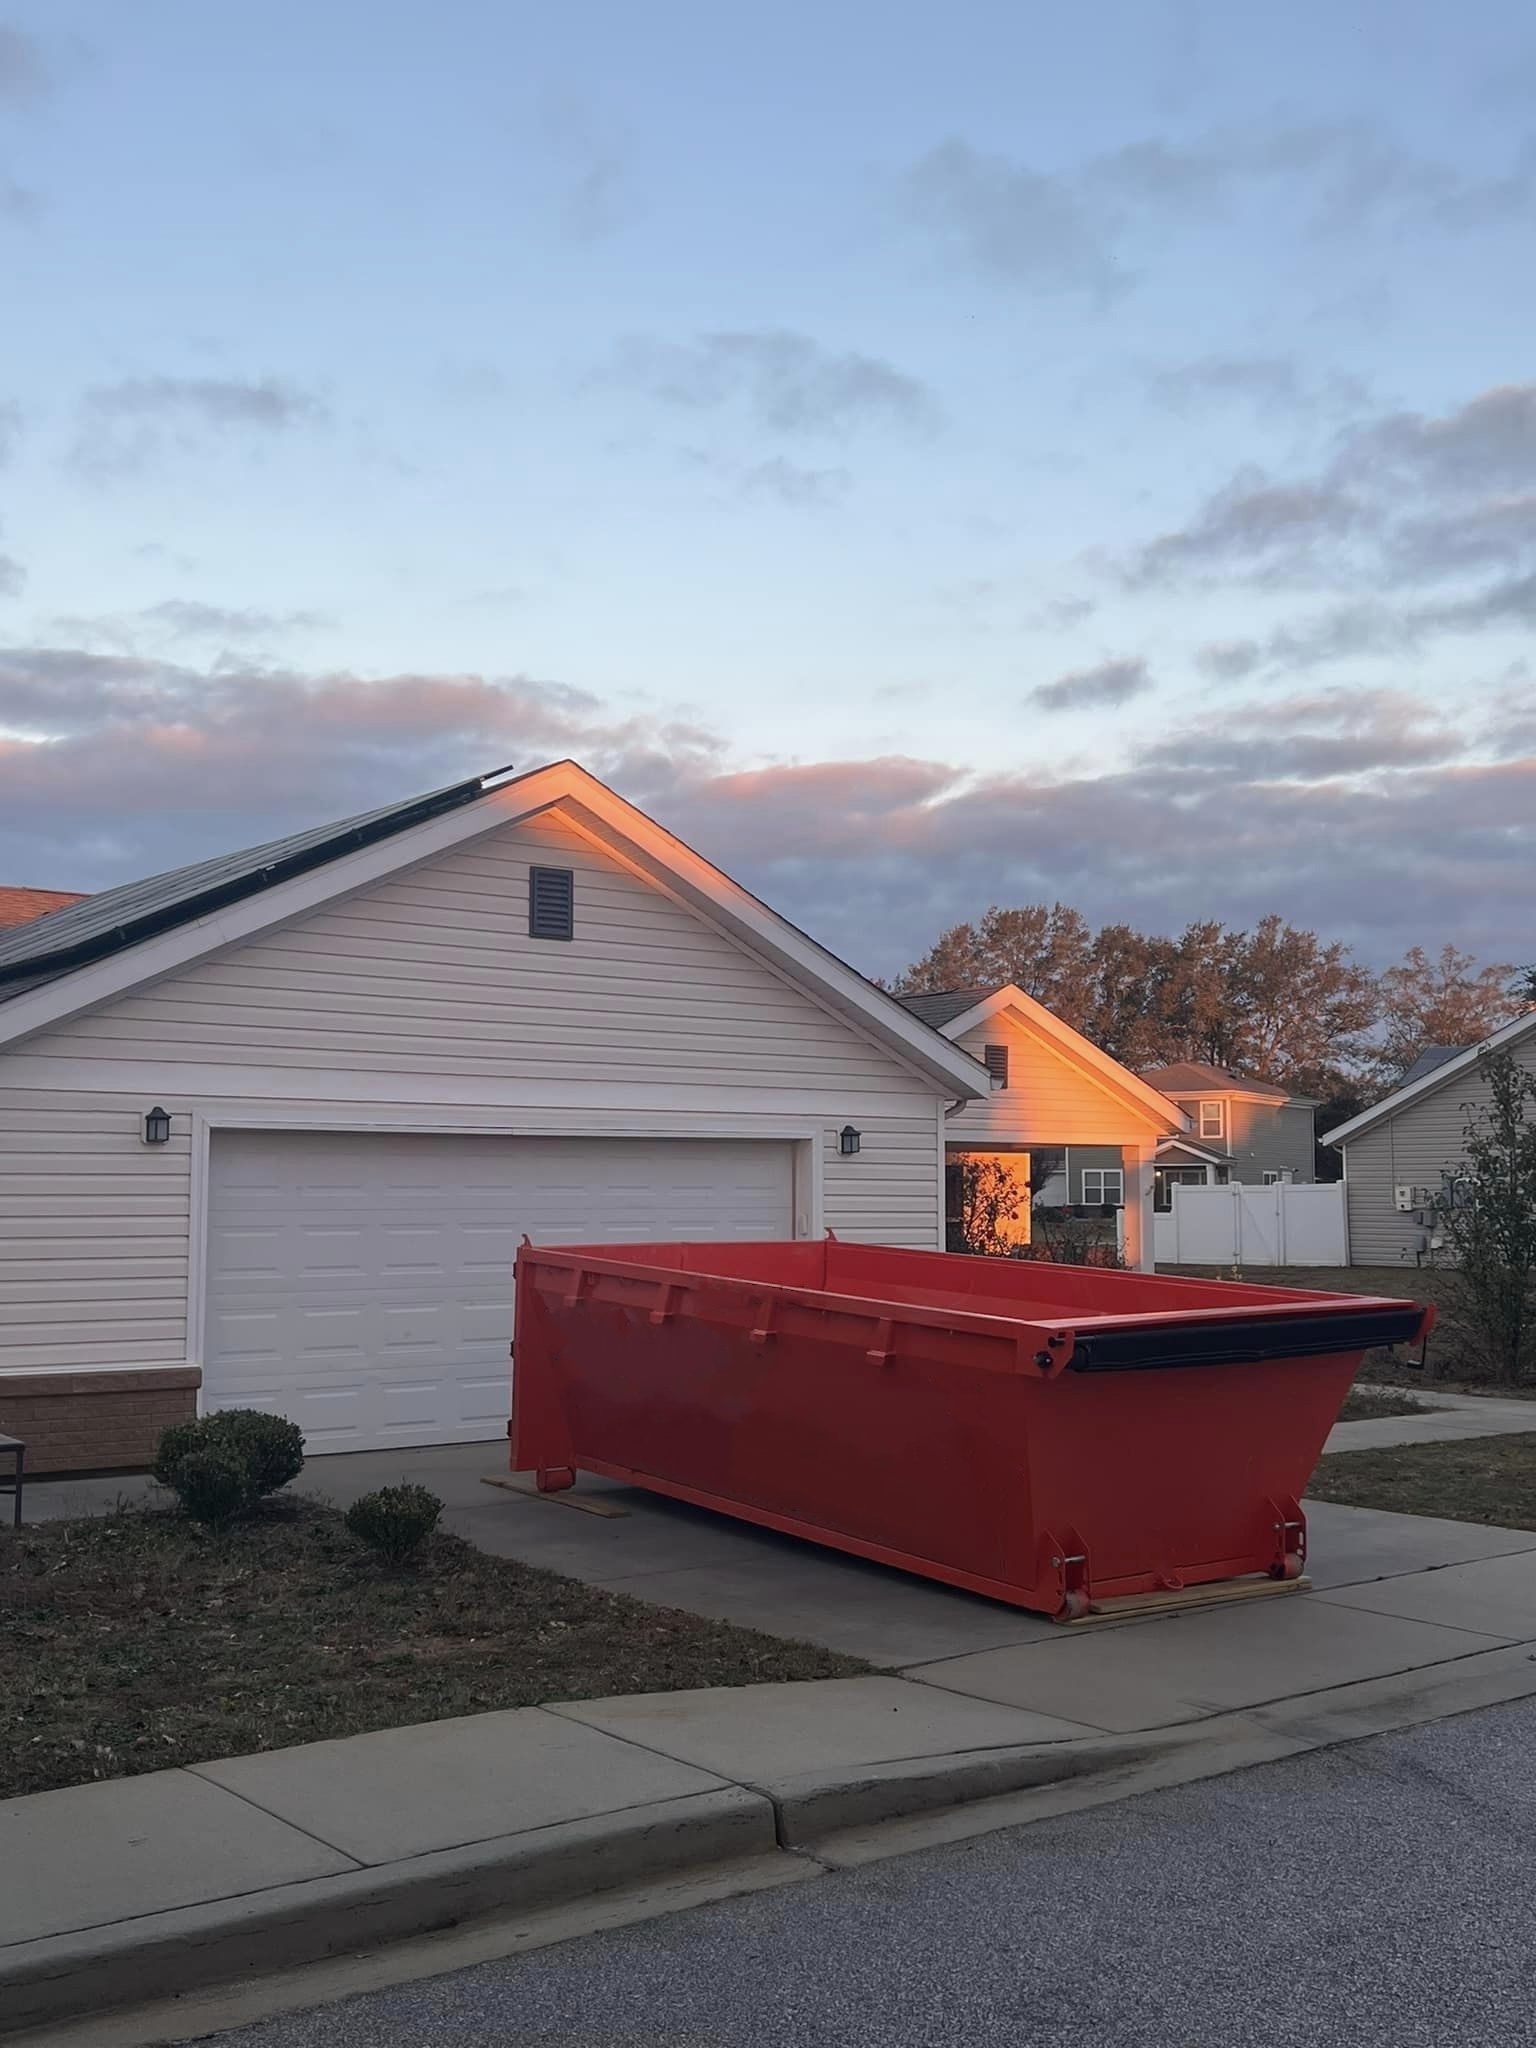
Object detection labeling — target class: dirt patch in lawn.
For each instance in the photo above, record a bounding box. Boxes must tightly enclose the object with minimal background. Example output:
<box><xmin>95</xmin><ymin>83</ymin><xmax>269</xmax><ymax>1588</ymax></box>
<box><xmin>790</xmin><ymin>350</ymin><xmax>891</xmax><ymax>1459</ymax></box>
<box><xmin>0</xmin><ymin>1499</ymin><xmax>865</xmax><ymax>1800</ymax></box>
<box><xmin>1336</xmin><ymin>1387</ymin><xmax>1444</xmax><ymax>1423</ymax></box>
<box><xmin>1307</xmin><ymin>1432</ymin><xmax>1536</xmax><ymax>1531</ymax></box>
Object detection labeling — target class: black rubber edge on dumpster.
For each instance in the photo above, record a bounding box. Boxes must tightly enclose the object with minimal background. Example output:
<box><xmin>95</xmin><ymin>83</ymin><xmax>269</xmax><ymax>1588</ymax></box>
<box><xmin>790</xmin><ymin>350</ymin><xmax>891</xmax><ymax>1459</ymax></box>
<box><xmin>1068</xmin><ymin>1306</ymin><xmax>1426</xmax><ymax>1373</ymax></box>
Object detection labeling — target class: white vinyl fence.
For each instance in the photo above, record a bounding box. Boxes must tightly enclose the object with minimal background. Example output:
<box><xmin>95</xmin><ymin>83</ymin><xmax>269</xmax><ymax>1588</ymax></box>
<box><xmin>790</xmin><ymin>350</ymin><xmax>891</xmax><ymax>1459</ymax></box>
<box><xmin>1153</xmin><ymin>1182</ymin><xmax>1349</xmax><ymax>1268</ymax></box>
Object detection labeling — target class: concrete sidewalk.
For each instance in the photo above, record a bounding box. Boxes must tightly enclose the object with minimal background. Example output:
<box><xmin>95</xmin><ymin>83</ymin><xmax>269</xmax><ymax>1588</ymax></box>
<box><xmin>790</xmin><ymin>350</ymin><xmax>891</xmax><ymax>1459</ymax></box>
<box><xmin>6</xmin><ymin>1501</ymin><xmax>1536</xmax><ymax>2035</ymax></box>
<box><xmin>1323</xmin><ymin>1387</ymin><xmax>1536</xmax><ymax>1454</ymax></box>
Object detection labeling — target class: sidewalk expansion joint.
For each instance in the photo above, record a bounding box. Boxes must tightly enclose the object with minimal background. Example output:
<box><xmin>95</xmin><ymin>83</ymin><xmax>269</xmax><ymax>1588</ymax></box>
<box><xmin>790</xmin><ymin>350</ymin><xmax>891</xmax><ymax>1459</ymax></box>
<box><xmin>180</xmin><ymin>1768</ymin><xmax>366</xmax><ymax>1870</ymax></box>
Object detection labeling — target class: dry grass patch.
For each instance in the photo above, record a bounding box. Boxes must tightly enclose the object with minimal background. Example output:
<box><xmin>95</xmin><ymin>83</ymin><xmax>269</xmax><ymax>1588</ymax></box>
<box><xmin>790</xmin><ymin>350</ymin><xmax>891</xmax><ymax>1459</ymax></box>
<box><xmin>0</xmin><ymin>1498</ymin><xmax>864</xmax><ymax>1799</ymax></box>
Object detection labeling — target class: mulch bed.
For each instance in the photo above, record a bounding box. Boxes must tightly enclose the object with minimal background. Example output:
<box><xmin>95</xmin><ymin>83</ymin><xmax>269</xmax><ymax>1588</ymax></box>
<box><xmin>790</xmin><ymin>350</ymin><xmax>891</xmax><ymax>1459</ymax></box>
<box><xmin>0</xmin><ymin>1499</ymin><xmax>864</xmax><ymax>1800</ymax></box>
<box><xmin>1307</xmin><ymin>1432</ymin><xmax>1536</xmax><ymax>1531</ymax></box>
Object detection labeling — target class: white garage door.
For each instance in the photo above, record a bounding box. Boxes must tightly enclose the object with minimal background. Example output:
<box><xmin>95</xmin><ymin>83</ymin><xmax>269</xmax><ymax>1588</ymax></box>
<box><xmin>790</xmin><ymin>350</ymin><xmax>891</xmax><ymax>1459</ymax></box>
<box><xmin>203</xmin><ymin>1130</ymin><xmax>797</xmax><ymax>1453</ymax></box>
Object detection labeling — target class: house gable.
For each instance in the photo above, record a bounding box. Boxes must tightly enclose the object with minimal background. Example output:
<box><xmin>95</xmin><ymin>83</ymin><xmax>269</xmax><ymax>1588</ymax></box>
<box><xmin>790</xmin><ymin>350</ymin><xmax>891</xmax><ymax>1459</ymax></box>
<box><xmin>1326</xmin><ymin>1010</ymin><xmax>1536</xmax><ymax>1147</ymax></box>
<box><xmin>942</xmin><ymin>995</ymin><xmax>1185</xmax><ymax>1149</ymax></box>
<box><xmin>0</xmin><ymin>761</ymin><xmax>985</xmax><ymax>1101</ymax></box>
<box><xmin>9</xmin><ymin>807</ymin><xmax>949</xmax><ymax>1107</ymax></box>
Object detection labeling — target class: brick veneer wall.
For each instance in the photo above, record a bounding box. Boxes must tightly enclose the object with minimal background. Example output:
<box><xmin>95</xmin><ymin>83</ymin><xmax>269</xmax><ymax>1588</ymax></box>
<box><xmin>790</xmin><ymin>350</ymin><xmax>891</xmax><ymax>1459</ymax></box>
<box><xmin>0</xmin><ymin>1369</ymin><xmax>201</xmax><ymax>1474</ymax></box>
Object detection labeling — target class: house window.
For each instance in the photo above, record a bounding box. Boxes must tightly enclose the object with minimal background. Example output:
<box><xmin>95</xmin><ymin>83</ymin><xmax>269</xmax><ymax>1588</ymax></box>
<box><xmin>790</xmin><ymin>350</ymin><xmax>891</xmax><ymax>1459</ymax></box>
<box><xmin>1198</xmin><ymin>1100</ymin><xmax>1225</xmax><ymax>1140</ymax></box>
<box><xmin>528</xmin><ymin>866</ymin><xmax>575</xmax><ymax>940</ymax></box>
<box><xmin>1081</xmin><ymin>1167</ymin><xmax>1124</xmax><ymax>1207</ymax></box>
<box><xmin>1154</xmin><ymin>1166</ymin><xmax>1206</xmax><ymax>1212</ymax></box>
<box><xmin>1262</xmin><ymin>1169</ymin><xmax>1295</xmax><ymax>1186</ymax></box>
<box><xmin>983</xmin><ymin>1043</ymin><xmax>1009</xmax><ymax>1089</ymax></box>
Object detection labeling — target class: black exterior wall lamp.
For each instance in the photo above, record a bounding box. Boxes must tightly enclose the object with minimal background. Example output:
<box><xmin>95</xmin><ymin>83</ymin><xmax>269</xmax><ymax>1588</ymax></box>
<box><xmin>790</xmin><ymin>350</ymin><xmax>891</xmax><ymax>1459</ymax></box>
<box><xmin>839</xmin><ymin>1125</ymin><xmax>861</xmax><ymax>1157</ymax></box>
<box><xmin>143</xmin><ymin>1106</ymin><xmax>172</xmax><ymax>1145</ymax></box>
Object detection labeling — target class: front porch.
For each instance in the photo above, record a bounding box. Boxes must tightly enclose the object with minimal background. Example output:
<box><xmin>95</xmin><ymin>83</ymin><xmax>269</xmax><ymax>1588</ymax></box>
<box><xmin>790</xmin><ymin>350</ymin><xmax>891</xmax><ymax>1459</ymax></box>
<box><xmin>946</xmin><ymin>1140</ymin><xmax>1162</xmax><ymax>1270</ymax></box>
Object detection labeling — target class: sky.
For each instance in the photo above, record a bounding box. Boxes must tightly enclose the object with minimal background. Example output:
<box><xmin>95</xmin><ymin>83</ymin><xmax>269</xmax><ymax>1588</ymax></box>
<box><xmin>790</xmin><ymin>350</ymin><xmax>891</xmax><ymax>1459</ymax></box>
<box><xmin>1</xmin><ymin>0</ymin><xmax>1534</xmax><ymax>982</ymax></box>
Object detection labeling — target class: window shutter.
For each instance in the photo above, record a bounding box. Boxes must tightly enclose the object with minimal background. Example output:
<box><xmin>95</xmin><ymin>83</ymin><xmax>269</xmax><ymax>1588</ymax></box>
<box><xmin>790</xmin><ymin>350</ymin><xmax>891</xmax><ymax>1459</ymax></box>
<box><xmin>528</xmin><ymin>866</ymin><xmax>575</xmax><ymax>940</ymax></box>
<box><xmin>983</xmin><ymin>1043</ymin><xmax>1009</xmax><ymax>1088</ymax></box>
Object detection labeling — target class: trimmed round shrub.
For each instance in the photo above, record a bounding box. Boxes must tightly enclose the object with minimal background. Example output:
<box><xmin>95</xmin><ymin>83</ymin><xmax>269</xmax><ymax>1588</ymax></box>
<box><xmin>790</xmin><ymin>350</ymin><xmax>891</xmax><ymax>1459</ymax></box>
<box><xmin>208</xmin><ymin>1410</ymin><xmax>305</xmax><ymax>1497</ymax></box>
<box><xmin>151</xmin><ymin>1418</ymin><xmax>205</xmax><ymax>1494</ymax></box>
<box><xmin>152</xmin><ymin>1407</ymin><xmax>306</xmax><ymax>1521</ymax></box>
<box><xmin>173</xmin><ymin>1445</ymin><xmax>254</xmax><ymax>1526</ymax></box>
<box><xmin>344</xmin><ymin>1485</ymin><xmax>443</xmax><ymax>1565</ymax></box>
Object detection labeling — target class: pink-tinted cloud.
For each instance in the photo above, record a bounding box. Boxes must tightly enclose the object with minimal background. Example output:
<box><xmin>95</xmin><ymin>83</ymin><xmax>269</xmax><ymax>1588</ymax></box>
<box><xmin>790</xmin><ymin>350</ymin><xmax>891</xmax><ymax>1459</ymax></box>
<box><xmin>0</xmin><ymin>646</ymin><xmax>1530</xmax><ymax>977</ymax></box>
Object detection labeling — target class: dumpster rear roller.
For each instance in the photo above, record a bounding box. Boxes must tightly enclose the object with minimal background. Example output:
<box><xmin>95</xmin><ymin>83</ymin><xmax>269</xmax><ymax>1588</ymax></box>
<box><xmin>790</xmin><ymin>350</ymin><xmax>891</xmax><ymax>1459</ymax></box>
<box><xmin>510</xmin><ymin>1238</ymin><xmax>1430</xmax><ymax>1620</ymax></box>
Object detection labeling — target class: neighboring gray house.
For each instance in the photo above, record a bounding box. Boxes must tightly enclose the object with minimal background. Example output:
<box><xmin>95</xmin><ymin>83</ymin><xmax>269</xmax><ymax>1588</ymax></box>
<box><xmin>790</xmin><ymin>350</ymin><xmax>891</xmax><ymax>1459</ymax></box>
<box><xmin>1047</xmin><ymin>1061</ymin><xmax>1318</xmax><ymax>1211</ymax></box>
<box><xmin>1324</xmin><ymin>1013</ymin><xmax>1536</xmax><ymax>1264</ymax></box>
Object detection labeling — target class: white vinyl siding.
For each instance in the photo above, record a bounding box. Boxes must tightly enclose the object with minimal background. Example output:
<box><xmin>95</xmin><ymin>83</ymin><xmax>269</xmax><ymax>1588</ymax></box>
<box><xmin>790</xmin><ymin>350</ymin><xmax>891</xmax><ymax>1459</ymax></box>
<box><xmin>0</xmin><ymin>1089</ymin><xmax>192</xmax><ymax>1371</ymax></box>
<box><xmin>18</xmin><ymin>814</ymin><xmax>924</xmax><ymax>1098</ymax></box>
<box><xmin>822</xmin><ymin>1113</ymin><xmax>943</xmax><ymax>1247</ymax></box>
<box><xmin>0</xmin><ymin>809</ymin><xmax>953</xmax><ymax>1387</ymax></box>
<box><xmin>943</xmin><ymin>1010</ymin><xmax>1166</xmax><ymax>1149</ymax></box>
<box><xmin>1340</xmin><ymin>1036</ymin><xmax>1536</xmax><ymax>1265</ymax></box>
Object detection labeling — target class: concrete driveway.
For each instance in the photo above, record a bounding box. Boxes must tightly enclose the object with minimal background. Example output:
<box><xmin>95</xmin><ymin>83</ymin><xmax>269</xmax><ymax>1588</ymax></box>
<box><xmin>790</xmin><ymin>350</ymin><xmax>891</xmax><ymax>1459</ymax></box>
<box><xmin>25</xmin><ymin>1439</ymin><xmax>1536</xmax><ymax>1675</ymax></box>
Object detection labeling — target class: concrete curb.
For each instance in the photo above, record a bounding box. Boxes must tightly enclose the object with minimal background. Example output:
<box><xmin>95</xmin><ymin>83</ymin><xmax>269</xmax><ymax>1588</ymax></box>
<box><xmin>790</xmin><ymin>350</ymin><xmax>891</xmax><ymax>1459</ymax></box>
<box><xmin>8</xmin><ymin>1644</ymin><xmax>1536</xmax><ymax>2039</ymax></box>
<box><xmin>0</xmin><ymin>1788</ymin><xmax>771</xmax><ymax>2037</ymax></box>
<box><xmin>0</xmin><ymin>1735</ymin><xmax>1166</xmax><ymax>2037</ymax></box>
<box><xmin>765</xmin><ymin>1738</ymin><xmax>1161</xmax><ymax>1847</ymax></box>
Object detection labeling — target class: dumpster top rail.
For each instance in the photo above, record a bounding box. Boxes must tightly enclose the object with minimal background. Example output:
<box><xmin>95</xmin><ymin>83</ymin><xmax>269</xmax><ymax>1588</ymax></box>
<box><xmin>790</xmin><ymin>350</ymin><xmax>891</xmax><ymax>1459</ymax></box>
<box><xmin>515</xmin><ymin>1237</ymin><xmax>1431</xmax><ymax>1377</ymax></box>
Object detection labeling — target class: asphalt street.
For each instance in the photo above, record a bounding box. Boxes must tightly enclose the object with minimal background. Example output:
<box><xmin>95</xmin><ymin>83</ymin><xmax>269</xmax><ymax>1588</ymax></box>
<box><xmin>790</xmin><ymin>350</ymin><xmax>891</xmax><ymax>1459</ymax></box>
<box><xmin>210</xmin><ymin>1695</ymin><xmax>1536</xmax><ymax>2048</ymax></box>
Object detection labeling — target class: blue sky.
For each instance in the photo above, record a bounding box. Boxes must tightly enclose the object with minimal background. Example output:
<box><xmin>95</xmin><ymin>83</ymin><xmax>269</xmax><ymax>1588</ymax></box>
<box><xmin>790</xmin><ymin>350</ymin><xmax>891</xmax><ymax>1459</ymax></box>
<box><xmin>2</xmin><ymin>0</ymin><xmax>1534</xmax><ymax>978</ymax></box>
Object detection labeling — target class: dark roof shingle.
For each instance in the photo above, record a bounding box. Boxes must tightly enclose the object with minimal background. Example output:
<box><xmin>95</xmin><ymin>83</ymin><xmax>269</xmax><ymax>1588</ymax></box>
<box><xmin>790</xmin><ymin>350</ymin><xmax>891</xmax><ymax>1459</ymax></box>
<box><xmin>893</xmin><ymin>988</ymin><xmax>996</xmax><ymax>1030</ymax></box>
<box><xmin>1139</xmin><ymin>1060</ymin><xmax>1292</xmax><ymax>1102</ymax></box>
<box><xmin>0</xmin><ymin>769</ymin><xmax>511</xmax><ymax>1002</ymax></box>
<box><xmin>1399</xmin><ymin>1044</ymin><xmax>1468</xmax><ymax>1087</ymax></box>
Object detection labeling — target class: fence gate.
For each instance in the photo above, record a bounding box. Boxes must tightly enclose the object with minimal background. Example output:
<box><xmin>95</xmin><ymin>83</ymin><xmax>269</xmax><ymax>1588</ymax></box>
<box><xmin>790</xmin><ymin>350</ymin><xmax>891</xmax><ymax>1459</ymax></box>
<box><xmin>1152</xmin><ymin>1183</ymin><xmax>1349</xmax><ymax>1268</ymax></box>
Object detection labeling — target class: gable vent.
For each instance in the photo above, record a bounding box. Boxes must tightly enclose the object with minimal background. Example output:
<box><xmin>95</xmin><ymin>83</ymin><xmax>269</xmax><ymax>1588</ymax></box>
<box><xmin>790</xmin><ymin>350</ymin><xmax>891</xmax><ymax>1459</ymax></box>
<box><xmin>528</xmin><ymin>865</ymin><xmax>575</xmax><ymax>941</ymax></box>
<box><xmin>983</xmin><ymin>1043</ymin><xmax>1009</xmax><ymax>1089</ymax></box>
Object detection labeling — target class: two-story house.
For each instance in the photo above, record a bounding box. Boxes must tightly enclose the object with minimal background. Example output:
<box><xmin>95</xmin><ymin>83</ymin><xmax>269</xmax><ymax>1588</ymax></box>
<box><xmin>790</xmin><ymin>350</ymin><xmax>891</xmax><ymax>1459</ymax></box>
<box><xmin>1049</xmin><ymin>1060</ymin><xmax>1319</xmax><ymax>1211</ymax></box>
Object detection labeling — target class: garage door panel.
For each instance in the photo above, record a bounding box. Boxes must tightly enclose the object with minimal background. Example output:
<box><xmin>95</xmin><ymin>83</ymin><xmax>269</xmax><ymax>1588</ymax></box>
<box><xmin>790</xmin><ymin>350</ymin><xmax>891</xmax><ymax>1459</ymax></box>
<box><xmin>205</xmin><ymin>1131</ymin><xmax>795</xmax><ymax>1453</ymax></box>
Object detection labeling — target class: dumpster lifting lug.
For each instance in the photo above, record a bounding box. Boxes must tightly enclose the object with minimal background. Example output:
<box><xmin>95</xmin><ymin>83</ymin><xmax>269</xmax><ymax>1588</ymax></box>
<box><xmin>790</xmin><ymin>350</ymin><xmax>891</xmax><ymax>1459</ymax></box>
<box><xmin>866</xmin><ymin>1319</ymin><xmax>895</xmax><ymax>1367</ymax></box>
<box><xmin>649</xmin><ymin>1281</ymin><xmax>681</xmax><ymax>1326</ymax></box>
<box><xmin>536</xmin><ymin>1466</ymin><xmax>575</xmax><ymax>1493</ymax></box>
<box><xmin>1266</xmin><ymin>1494</ymin><xmax>1307</xmax><ymax>1580</ymax></box>
<box><xmin>1040</xmin><ymin>1525</ymin><xmax>1092</xmax><ymax>1621</ymax></box>
<box><xmin>749</xmin><ymin>1299</ymin><xmax>777</xmax><ymax>1346</ymax></box>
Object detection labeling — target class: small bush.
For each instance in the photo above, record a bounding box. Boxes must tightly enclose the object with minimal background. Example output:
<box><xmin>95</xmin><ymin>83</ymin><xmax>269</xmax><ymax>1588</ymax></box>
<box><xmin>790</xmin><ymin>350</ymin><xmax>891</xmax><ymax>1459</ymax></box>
<box><xmin>152</xmin><ymin>1419</ymin><xmax>205</xmax><ymax>1493</ymax></box>
<box><xmin>152</xmin><ymin>1408</ymin><xmax>306</xmax><ymax>1522</ymax></box>
<box><xmin>174</xmin><ymin>1446</ymin><xmax>254</xmax><ymax>1526</ymax></box>
<box><xmin>344</xmin><ymin>1485</ymin><xmax>443</xmax><ymax>1565</ymax></box>
<box><xmin>208</xmin><ymin>1410</ymin><xmax>305</xmax><ymax>1497</ymax></box>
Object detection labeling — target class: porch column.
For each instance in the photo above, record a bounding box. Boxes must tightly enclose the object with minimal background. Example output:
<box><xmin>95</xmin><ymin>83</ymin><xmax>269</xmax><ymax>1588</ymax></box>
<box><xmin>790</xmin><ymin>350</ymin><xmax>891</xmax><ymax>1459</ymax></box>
<box><xmin>1120</xmin><ymin>1139</ymin><xmax>1158</xmax><ymax>1272</ymax></box>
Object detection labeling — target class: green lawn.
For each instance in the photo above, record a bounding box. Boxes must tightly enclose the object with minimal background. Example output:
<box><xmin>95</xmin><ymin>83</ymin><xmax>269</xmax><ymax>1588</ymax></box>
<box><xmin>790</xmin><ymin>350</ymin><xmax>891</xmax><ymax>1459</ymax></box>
<box><xmin>1307</xmin><ymin>1432</ymin><xmax>1536</xmax><ymax>1531</ymax></box>
<box><xmin>0</xmin><ymin>1499</ymin><xmax>865</xmax><ymax>1800</ymax></box>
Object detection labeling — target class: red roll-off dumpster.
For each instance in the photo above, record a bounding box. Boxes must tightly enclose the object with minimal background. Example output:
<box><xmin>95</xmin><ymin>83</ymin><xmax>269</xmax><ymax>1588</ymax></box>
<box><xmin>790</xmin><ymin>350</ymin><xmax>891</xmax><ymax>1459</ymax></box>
<box><xmin>510</xmin><ymin>1239</ymin><xmax>1431</xmax><ymax>1620</ymax></box>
